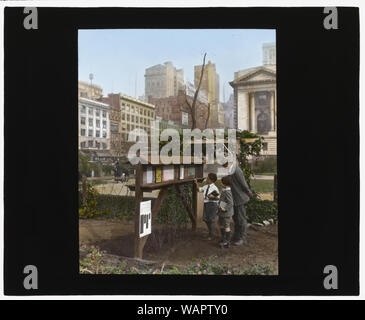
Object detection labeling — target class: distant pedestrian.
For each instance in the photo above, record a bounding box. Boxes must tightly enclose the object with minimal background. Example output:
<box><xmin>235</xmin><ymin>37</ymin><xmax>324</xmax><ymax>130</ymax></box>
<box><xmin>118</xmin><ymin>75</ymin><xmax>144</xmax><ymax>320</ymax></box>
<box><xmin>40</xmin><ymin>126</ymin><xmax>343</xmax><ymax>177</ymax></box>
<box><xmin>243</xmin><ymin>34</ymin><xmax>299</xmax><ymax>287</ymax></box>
<box><xmin>114</xmin><ymin>160</ymin><xmax>121</xmax><ymax>178</ymax></box>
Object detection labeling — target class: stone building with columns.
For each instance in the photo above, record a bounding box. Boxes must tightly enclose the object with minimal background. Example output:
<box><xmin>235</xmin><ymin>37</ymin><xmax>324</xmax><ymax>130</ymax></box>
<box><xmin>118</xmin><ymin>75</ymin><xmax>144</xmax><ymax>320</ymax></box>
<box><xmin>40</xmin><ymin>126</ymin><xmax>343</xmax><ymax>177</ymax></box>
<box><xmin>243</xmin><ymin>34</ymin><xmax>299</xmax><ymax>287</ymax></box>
<box><xmin>229</xmin><ymin>65</ymin><xmax>277</xmax><ymax>156</ymax></box>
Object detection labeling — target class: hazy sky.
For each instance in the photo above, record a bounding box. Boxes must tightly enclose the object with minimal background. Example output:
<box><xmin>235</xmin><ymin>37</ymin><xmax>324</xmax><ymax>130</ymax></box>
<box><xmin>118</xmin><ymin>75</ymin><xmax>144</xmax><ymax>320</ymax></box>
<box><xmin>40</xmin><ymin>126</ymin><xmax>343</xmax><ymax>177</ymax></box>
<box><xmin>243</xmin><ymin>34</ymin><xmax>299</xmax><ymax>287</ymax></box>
<box><xmin>78</xmin><ymin>29</ymin><xmax>275</xmax><ymax>102</ymax></box>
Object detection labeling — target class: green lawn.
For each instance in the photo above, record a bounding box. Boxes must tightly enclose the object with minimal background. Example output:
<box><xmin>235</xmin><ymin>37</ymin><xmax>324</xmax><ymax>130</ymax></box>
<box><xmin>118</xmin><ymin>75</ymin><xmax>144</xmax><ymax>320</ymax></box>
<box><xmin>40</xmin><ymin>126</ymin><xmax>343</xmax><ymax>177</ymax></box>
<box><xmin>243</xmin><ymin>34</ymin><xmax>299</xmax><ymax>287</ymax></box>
<box><xmin>250</xmin><ymin>179</ymin><xmax>274</xmax><ymax>193</ymax></box>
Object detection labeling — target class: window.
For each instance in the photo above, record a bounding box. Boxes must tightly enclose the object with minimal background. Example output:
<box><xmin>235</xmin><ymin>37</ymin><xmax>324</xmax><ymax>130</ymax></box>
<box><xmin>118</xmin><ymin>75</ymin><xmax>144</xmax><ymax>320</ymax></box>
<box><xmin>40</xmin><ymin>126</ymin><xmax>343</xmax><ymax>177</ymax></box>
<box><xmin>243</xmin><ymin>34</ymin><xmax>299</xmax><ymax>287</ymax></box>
<box><xmin>127</xmin><ymin>114</ymin><xmax>130</xmax><ymax>121</ymax></box>
<box><xmin>88</xmin><ymin>108</ymin><xmax>93</xmax><ymax>115</ymax></box>
<box><xmin>144</xmin><ymin>118</ymin><xmax>146</xmax><ymax>125</ymax></box>
<box><xmin>122</xmin><ymin>113</ymin><xmax>125</xmax><ymax>120</ymax></box>
<box><xmin>88</xmin><ymin>129</ymin><xmax>93</xmax><ymax>136</ymax></box>
<box><xmin>102</xmin><ymin>111</ymin><xmax>107</xmax><ymax>118</ymax></box>
<box><xmin>136</xmin><ymin>116</ymin><xmax>139</xmax><ymax>122</ymax></box>
<box><xmin>110</xmin><ymin>123</ymin><xmax>118</xmax><ymax>133</ymax></box>
<box><xmin>131</xmin><ymin>106</ymin><xmax>135</xmax><ymax>113</ymax></box>
<box><xmin>144</xmin><ymin>110</ymin><xmax>146</xmax><ymax>116</ymax></box>
<box><xmin>80</xmin><ymin>105</ymin><xmax>86</xmax><ymax>113</ymax></box>
<box><xmin>81</xmin><ymin>129</ymin><xmax>86</xmax><ymax>136</ymax></box>
<box><xmin>126</xmin><ymin>105</ymin><xmax>130</xmax><ymax>112</ymax></box>
<box><xmin>80</xmin><ymin>142</ymin><xmax>86</xmax><ymax>148</ymax></box>
<box><xmin>103</xmin><ymin>131</ymin><xmax>107</xmax><ymax>138</ymax></box>
<box><xmin>103</xmin><ymin>120</ymin><xmax>107</xmax><ymax>129</ymax></box>
<box><xmin>88</xmin><ymin>118</ymin><xmax>93</xmax><ymax>126</ymax></box>
<box><xmin>127</xmin><ymin>124</ymin><xmax>130</xmax><ymax>131</ymax></box>
<box><xmin>88</xmin><ymin>140</ymin><xmax>93</xmax><ymax>148</ymax></box>
<box><xmin>95</xmin><ymin>141</ymin><xmax>100</xmax><ymax>149</ymax></box>
<box><xmin>96</xmin><ymin>119</ymin><xmax>100</xmax><ymax>128</ymax></box>
<box><xmin>147</xmin><ymin>110</ymin><xmax>150</xmax><ymax>117</ymax></box>
<box><xmin>102</xmin><ymin>143</ymin><xmax>107</xmax><ymax>149</ymax></box>
<box><xmin>131</xmin><ymin>115</ymin><xmax>134</xmax><ymax>122</ymax></box>
<box><xmin>263</xmin><ymin>143</ymin><xmax>268</xmax><ymax>151</ymax></box>
<box><xmin>80</xmin><ymin>117</ymin><xmax>86</xmax><ymax>125</ymax></box>
<box><xmin>96</xmin><ymin>130</ymin><xmax>100</xmax><ymax>138</ymax></box>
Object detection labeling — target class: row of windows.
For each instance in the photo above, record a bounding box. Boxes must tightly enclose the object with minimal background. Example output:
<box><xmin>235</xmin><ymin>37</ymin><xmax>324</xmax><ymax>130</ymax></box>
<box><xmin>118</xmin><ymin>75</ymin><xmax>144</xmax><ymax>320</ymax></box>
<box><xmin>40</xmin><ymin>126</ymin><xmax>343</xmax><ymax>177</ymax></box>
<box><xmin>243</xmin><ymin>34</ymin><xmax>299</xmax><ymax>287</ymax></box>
<box><xmin>80</xmin><ymin>117</ymin><xmax>107</xmax><ymax>128</ymax></box>
<box><xmin>80</xmin><ymin>105</ymin><xmax>107</xmax><ymax>118</ymax></box>
<box><xmin>121</xmin><ymin>103</ymin><xmax>154</xmax><ymax>117</ymax></box>
<box><xmin>80</xmin><ymin>141</ymin><xmax>108</xmax><ymax>149</ymax></box>
<box><xmin>121</xmin><ymin>114</ymin><xmax>152</xmax><ymax>125</ymax></box>
<box><xmin>80</xmin><ymin>129</ymin><xmax>107</xmax><ymax>138</ymax></box>
<box><xmin>121</xmin><ymin>124</ymin><xmax>151</xmax><ymax>134</ymax></box>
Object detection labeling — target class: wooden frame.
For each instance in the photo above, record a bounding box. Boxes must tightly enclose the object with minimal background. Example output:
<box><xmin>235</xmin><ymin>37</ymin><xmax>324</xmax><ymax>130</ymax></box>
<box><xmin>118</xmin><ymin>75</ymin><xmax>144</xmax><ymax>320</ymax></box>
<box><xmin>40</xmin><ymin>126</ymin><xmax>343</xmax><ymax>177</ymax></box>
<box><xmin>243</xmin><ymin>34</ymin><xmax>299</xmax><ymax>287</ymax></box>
<box><xmin>131</xmin><ymin>161</ymin><xmax>204</xmax><ymax>258</ymax></box>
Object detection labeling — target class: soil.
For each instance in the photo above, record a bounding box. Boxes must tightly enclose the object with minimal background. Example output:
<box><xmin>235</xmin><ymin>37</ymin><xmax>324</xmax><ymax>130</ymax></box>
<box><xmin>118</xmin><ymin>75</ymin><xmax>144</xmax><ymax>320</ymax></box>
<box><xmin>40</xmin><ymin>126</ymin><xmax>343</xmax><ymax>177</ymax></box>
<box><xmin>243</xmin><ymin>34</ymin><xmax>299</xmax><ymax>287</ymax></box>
<box><xmin>79</xmin><ymin>219</ymin><xmax>278</xmax><ymax>274</ymax></box>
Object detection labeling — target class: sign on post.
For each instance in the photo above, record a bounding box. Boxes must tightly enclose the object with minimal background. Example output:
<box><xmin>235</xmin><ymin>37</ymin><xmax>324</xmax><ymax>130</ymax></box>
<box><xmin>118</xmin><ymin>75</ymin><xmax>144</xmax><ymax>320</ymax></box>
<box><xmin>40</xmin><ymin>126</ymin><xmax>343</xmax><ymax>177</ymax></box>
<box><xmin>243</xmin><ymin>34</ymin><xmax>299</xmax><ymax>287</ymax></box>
<box><xmin>139</xmin><ymin>200</ymin><xmax>152</xmax><ymax>238</ymax></box>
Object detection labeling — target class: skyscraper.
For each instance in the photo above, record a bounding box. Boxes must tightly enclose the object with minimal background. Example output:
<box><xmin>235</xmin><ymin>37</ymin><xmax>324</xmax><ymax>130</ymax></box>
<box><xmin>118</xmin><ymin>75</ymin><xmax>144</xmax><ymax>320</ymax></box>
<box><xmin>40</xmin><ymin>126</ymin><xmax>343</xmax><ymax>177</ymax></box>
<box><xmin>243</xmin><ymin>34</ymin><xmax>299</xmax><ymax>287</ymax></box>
<box><xmin>145</xmin><ymin>62</ymin><xmax>184</xmax><ymax>99</ymax></box>
<box><xmin>194</xmin><ymin>60</ymin><xmax>220</xmax><ymax>127</ymax></box>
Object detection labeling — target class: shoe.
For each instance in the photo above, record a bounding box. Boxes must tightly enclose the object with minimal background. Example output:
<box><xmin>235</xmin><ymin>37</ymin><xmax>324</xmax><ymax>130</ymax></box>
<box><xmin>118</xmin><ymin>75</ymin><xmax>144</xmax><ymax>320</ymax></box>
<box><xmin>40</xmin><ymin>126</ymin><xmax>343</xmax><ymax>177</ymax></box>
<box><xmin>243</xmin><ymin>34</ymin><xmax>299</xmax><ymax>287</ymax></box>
<box><xmin>219</xmin><ymin>241</ymin><xmax>228</xmax><ymax>248</ymax></box>
<box><xmin>232</xmin><ymin>239</ymin><xmax>248</xmax><ymax>246</ymax></box>
<box><xmin>232</xmin><ymin>239</ymin><xmax>244</xmax><ymax>246</ymax></box>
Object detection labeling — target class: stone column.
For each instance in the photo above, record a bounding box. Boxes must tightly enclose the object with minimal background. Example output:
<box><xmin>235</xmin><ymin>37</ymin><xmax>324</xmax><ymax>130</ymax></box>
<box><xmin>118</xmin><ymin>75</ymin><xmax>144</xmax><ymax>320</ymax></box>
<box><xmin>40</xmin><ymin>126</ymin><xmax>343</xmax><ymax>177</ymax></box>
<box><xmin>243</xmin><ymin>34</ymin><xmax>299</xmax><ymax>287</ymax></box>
<box><xmin>250</xmin><ymin>92</ymin><xmax>256</xmax><ymax>133</ymax></box>
<box><xmin>237</xmin><ymin>90</ymin><xmax>250</xmax><ymax>131</ymax></box>
<box><xmin>270</xmin><ymin>91</ymin><xmax>275</xmax><ymax>132</ymax></box>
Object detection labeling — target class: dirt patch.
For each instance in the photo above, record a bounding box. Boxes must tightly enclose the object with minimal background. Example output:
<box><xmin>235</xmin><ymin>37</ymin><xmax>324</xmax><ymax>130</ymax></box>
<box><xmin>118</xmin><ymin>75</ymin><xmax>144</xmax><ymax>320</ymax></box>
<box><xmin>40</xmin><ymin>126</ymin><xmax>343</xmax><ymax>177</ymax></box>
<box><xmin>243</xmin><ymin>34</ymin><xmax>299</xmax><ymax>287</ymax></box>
<box><xmin>79</xmin><ymin>219</ymin><xmax>278</xmax><ymax>274</ymax></box>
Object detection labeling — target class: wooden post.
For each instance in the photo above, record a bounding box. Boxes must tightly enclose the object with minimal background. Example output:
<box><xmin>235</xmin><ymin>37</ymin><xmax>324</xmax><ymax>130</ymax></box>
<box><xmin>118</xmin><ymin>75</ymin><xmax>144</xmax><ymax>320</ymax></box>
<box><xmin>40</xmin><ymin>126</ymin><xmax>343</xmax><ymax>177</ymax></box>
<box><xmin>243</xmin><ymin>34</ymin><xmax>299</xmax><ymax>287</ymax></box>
<box><xmin>134</xmin><ymin>163</ymin><xmax>143</xmax><ymax>258</ymax></box>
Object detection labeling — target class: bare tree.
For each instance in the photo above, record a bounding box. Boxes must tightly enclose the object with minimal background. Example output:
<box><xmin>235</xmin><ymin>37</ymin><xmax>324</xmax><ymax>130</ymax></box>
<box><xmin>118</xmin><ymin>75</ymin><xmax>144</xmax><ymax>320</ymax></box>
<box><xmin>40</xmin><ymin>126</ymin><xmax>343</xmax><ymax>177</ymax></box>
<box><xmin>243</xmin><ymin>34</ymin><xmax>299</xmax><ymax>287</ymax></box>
<box><xmin>181</xmin><ymin>53</ymin><xmax>210</xmax><ymax>129</ymax></box>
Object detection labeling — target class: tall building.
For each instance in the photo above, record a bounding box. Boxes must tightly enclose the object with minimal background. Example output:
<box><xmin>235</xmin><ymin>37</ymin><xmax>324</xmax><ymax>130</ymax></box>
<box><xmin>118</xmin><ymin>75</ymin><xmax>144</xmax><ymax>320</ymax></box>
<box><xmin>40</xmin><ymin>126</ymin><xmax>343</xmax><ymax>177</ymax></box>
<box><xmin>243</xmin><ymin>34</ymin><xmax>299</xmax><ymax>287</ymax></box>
<box><xmin>145</xmin><ymin>62</ymin><xmax>184</xmax><ymax>98</ymax></box>
<box><xmin>119</xmin><ymin>94</ymin><xmax>156</xmax><ymax>142</ymax></box>
<box><xmin>262</xmin><ymin>42</ymin><xmax>276</xmax><ymax>66</ymax></box>
<box><xmin>148</xmin><ymin>88</ymin><xmax>209</xmax><ymax>130</ymax></box>
<box><xmin>222</xmin><ymin>94</ymin><xmax>235</xmax><ymax>129</ymax></box>
<box><xmin>100</xmin><ymin>94</ymin><xmax>123</xmax><ymax>157</ymax></box>
<box><xmin>194</xmin><ymin>61</ymin><xmax>220</xmax><ymax>128</ymax></box>
<box><xmin>78</xmin><ymin>80</ymin><xmax>103</xmax><ymax>100</ymax></box>
<box><xmin>79</xmin><ymin>97</ymin><xmax>110</xmax><ymax>151</ymax></box>
<box><xmin>230</xmin><ymin>48</ymin><xmax>276</xmax><ymax>156</ymax></box>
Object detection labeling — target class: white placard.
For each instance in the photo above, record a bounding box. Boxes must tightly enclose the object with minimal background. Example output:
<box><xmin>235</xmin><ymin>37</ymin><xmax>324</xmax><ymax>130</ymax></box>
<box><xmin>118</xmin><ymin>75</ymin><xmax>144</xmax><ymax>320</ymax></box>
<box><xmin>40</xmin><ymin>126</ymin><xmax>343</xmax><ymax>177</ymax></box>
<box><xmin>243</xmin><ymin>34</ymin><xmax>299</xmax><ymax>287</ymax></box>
<box><xmin>146</xmin><ymin>166</ymin><xmax>153</xmax><ymax>184</ymax></box>
<box><xmin>163</xmin><ymin>165</ymin><xmax>174</xmax><ymax>181</ymax></box>
<box><xmin>139</xmin><ymin>200</ymin><xmax>152</xmax><ymax>238</ymax></box>
<box><xmin>179</xmin><ymin>165</ymin><xmax>185</xmax><ymax>180</ymax></box>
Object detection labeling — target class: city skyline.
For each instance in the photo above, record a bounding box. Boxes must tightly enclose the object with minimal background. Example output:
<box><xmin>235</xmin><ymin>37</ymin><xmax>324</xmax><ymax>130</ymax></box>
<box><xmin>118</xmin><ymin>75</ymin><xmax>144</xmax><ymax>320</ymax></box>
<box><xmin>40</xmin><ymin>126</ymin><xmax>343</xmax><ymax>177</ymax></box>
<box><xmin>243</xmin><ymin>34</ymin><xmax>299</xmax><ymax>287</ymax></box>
<box><xmin>78</xmin><ymin>29</ymin><xmax>275</xmax><ymax>102</ymax></box>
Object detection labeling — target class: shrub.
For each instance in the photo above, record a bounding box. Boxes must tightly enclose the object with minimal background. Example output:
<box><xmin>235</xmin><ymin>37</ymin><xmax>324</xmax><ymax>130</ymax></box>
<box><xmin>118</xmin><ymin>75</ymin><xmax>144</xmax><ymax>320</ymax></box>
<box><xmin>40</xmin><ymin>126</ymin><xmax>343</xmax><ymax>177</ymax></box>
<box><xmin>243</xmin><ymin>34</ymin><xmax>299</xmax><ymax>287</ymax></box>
<box><xmin>79</xmin><ymin>183</ymin><xmax>109</xmax><ymax>219</ymax></box>
<box><xmin>246</xmin><ymin>197</ymin><xmax>277</xmax><ymax>224</ymax></box>
<box><xmin>157</xmin><ymin>185</ymin><xmax>190</xmax><ymax>226</ymax></box>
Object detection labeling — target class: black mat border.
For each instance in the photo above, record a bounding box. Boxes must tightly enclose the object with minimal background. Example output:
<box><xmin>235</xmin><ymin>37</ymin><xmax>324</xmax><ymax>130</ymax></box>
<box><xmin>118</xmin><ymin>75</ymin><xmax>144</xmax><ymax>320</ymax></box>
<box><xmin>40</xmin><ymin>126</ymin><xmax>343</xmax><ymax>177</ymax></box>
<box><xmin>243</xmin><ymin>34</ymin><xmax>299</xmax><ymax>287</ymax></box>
<box><xmin>4</xmin><ymin>6</ymin><xmax>359</xmax><ymax>295</ymax></box>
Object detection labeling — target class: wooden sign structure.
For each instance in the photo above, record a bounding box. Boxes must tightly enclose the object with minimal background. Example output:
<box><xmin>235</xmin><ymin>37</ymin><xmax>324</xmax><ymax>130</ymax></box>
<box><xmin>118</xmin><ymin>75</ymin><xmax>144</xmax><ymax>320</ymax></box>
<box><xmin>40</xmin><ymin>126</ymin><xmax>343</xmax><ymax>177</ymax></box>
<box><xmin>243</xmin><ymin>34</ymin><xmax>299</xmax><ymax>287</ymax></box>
<box><xmin>130</xmin><ymin>157</ymin><xmax>204</xmax><ymax>258</ymax></box>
